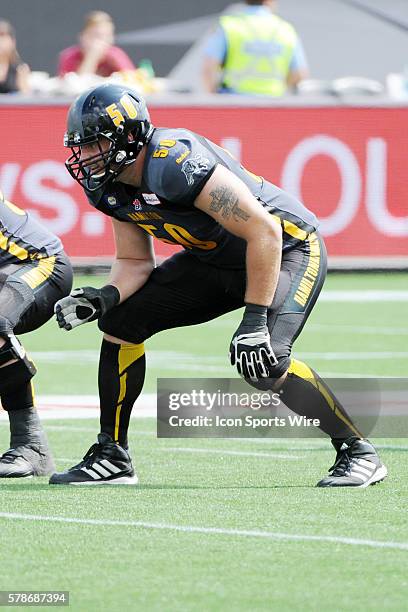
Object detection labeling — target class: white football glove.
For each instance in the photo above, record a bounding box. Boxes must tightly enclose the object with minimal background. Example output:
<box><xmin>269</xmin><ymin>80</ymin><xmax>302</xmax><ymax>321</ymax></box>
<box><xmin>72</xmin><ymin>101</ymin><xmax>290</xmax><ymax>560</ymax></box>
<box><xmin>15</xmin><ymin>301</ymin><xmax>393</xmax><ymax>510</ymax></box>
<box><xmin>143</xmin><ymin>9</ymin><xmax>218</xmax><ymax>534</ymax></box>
<box><xmin>230</xmin><ymin>304</ymin><xmax>277</xmax><ymax>381</ymax></box>
<box><xmin>55</xmin><ymin>285</ymin><xmax>120</xmax><ymax>331</ymax></box>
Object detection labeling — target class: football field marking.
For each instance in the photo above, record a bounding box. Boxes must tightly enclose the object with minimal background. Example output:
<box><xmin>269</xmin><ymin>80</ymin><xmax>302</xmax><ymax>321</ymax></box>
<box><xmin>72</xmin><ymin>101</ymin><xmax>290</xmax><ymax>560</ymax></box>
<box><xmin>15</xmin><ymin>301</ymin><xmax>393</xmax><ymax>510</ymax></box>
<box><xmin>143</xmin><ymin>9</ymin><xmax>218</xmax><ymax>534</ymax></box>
<box><xmin>308</xmin><ymin>323</ymin><xmax>408</xmax><ymax>336</ymax></box>
<box><xmin>0</xmin><ymin>512</ymin><xmax>407</xmax><ymax>551</ymax></box>
<box><xmin>297</xmin><ymin>351</ymin><xmax>408</xmax><ymax>360</ymax></box>
<box><xmin>44</xmin><ymin>425</ymin><xmax>152</xmax><ymax>435</ymax></box>
<box><xmin>159</xmin><ymin>447</ymin><xmax>303</xmax><ymax>459</ymax></box>
<box><xmin>53</xmin><ymin>442</ymin><xmax>408</xmax><ymax>462</ymax></box>
<box><xmin>318</xmin><ymin>290</ymin><xmax>408</xmax><ymax>302</ymax></box>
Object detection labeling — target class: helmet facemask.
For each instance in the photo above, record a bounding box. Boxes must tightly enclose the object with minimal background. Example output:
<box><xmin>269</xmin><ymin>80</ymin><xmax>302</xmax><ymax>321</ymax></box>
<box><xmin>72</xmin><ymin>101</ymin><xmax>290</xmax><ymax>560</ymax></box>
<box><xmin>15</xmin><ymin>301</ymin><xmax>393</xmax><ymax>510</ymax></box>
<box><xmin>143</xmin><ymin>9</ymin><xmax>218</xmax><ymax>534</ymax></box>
<box><xmin>65</xmin><ymin>128</ymin><xmax>142</xmax><ymax>192</ymax></box>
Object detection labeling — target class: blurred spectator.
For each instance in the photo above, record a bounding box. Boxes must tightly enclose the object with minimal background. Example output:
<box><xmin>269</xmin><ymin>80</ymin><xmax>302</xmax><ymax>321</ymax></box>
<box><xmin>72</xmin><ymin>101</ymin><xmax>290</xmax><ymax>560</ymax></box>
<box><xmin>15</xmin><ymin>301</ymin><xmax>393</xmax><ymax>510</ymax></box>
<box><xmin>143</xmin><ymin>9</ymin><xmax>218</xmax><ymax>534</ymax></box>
<box><xmin>202</xmin><ymin>0</ymin><xmax>308</xmax><ymax>95</ymax></box>
<box><xmin>58</xmin><ymin>11</ymin><xmax>135</xmax><ymax>77</ymax></box>
<box><xmin>0</xmin><ymin>20</ymin><xmax>31</xmax><ymax>94</ymax></box>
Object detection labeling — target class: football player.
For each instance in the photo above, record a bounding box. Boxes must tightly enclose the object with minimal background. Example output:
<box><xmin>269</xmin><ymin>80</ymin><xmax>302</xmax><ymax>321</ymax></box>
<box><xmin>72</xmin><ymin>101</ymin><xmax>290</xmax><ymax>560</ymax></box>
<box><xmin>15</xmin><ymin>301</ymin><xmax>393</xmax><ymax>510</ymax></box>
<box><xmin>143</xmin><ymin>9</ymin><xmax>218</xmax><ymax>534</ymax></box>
<box><xmin>52</xmin><ymin>83</ymin><xmax>387</xmax><ymax>488</ymax></box>
<box><xmin>0</xmin><ymin>191</ymin><xmax>73</xmax><ymax>477</ymax></box>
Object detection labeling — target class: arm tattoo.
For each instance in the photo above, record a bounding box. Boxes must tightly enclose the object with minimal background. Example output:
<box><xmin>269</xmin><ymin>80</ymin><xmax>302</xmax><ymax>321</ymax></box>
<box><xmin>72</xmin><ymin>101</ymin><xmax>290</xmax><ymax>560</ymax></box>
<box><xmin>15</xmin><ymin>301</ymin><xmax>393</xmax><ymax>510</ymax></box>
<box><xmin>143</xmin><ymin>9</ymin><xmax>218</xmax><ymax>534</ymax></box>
<box><xmin>209</xmin><ymin>185</ymin><xmax>250</xmax><ymax>222</ymax></box>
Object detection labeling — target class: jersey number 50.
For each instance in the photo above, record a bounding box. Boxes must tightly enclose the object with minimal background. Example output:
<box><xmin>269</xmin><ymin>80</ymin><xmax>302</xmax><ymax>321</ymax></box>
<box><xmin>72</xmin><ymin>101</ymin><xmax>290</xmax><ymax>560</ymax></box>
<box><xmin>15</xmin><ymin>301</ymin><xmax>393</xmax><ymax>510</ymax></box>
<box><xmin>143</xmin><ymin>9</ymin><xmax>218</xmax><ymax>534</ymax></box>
<box><xmin>105</xmin><ymin>95</ymin><xmax>138</xmax><ymax>127</ymax></box>
<box><xmin>138</xmin><ymin>222</ymin><xmax>217</xmax><ymax>251</ymax></box>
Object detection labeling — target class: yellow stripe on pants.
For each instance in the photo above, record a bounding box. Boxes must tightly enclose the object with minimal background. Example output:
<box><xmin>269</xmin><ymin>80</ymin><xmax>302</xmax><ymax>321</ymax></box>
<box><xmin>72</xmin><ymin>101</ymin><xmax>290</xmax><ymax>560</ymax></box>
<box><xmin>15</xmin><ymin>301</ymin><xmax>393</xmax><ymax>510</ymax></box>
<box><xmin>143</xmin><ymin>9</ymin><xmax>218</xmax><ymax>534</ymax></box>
<box><xmin>114</xmin><ymin>343</ymin><xmax>145</xmax><ymax>443</ymax></box>
<box><xmin>288</xmin><ymin>358</ymin><xmax>362</xmax><ymax>438</ymax></box>
<box><xmin>21</xmin><ymin>256</ymin><xmax>56</xmax><ymax>289</ymax></box>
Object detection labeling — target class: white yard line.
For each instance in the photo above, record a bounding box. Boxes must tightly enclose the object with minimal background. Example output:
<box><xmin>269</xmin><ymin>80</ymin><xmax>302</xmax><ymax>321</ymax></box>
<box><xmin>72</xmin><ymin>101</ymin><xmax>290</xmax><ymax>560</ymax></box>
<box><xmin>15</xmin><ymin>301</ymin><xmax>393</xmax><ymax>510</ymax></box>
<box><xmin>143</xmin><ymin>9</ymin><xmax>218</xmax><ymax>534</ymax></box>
<box><xmin>0</xmin><ymin>512</ymin><xmax>407</xmax><ymax>551</ymax></box>
<box><xmin>208</xmin><ymin>291</ymin><xmax>408</xmax><ymax>311</ymax></box>
<box><xmin>0</xmin><ymin>395</ymin><xmax>157</xmax><ymax>421</ymax></box>
<box><xmin>296</xmin><ymin>352</ymin><xmax>408</xmax><ymax>360</ymax></box>
<box><xmin>226</xmin><ymin>438</ymin><xmax>329</xmax><ymax>448</ymax></box>
<box><xmin>56</xmin><ymin>448</ymin><xmax>304</xmax><ymax>462</ymax></box>
<box><xmin>319</xmin><ymin>290</ymin><xmax>408</xmax><ymax>302</ymax></box>
<box><xmin>308</xmin><ymin>324</ymin><xmax>408</xmax><ymax>336</ymax></box>
<box><xmin>317</xmin><ymin>371</ymin><xmax>390</xmax><ymax>377</ymax></box>
<box><xmin>159</xmin><ymin>447</ymin><xmax>303</xmax><ymax>459</ymax></box>
<box><xmin>44</xmin><ymin>425</ymin><xmax>152</xmax><ymax>435</ymax></box>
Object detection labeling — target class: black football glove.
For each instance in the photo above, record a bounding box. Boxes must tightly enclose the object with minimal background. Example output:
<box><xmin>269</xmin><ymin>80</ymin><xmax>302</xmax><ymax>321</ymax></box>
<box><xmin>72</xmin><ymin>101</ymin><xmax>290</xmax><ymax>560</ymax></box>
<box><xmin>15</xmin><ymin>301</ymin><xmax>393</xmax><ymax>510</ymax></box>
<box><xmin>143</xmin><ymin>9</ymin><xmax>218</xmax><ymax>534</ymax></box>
<box><xmin>230</xmin><ymin>303</ymin><xmax>278</xmax><ymax>381</ymax></box>
<box><xmin>55</xmin><ymin>285</ymin><xmax>120</xmax><ymax>331</ymax></box>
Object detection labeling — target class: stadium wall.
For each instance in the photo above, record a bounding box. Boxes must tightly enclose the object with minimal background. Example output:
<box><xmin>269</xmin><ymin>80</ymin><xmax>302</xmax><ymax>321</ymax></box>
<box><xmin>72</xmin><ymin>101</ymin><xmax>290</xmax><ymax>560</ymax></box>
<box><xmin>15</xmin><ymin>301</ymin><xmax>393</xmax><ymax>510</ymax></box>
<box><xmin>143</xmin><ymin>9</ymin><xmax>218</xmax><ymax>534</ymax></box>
<box><xmin>0</xmin><ymin>99</ymin><xmax>407</xmax><ymax>270</ymax></box>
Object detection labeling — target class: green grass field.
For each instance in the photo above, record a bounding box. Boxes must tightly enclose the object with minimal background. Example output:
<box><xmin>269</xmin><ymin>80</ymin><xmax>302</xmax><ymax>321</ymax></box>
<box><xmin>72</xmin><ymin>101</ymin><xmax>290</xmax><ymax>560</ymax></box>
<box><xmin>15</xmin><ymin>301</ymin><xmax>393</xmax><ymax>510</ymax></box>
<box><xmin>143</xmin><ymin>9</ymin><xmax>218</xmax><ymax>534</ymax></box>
<box><xmin>0</xmin><ymin>272</ymin><xmax>407</xmax><ymax>611</ymax></box>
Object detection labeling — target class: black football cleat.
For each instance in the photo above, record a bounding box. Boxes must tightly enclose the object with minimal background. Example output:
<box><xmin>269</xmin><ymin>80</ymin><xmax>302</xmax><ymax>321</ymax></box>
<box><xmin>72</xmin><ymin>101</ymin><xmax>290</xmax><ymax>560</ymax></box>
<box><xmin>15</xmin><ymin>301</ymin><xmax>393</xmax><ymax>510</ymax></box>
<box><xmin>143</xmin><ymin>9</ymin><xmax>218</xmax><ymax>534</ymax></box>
<box><xmin>0</xmin><ymin>445</ymin><xmax>55</xmax><ymax>478</ymax></box>
<box><xmin>49</xmin><ymin>433</ymin><xmax>138</xmax><ymax>485</ymax></box>
<box><xmin>317</xmin><ymin>438</ymin><xmax>388</xmax><ymax>488</ymax></box>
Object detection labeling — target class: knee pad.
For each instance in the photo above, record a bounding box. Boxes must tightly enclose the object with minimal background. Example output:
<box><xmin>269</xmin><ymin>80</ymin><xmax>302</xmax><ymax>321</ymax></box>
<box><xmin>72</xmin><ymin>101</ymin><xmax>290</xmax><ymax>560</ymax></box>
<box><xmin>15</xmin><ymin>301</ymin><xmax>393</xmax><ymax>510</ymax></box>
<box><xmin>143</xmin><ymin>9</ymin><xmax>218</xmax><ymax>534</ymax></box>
<box><xmin>0</xmin><ymin>334</ymin><xmax>37</xmax><ymax>397</ymax></box>
<box><xmin>247</xmin><ymin>355</ymin><xmax>291</xmax><ymax>391</ymax></box>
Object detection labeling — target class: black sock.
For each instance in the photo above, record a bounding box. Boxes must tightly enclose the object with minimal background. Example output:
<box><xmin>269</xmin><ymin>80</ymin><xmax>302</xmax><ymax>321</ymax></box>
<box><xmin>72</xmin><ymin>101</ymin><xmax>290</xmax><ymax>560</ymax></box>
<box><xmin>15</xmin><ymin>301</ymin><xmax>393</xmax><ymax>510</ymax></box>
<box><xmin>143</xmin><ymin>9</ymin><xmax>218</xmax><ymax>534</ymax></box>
<box><xmin>98</xmin><ymin>339</ymin><xmax>145</xmax><ymax>448</ymax></box>
<box><xmin>280</xmin><ymin>359</ymin><xmax>363</xmax><ymax>445</ymax></box>
<box><xmin>0</xmin><ymin>361</ymin><xmax>35</xmax><ymax>412</ymax></box>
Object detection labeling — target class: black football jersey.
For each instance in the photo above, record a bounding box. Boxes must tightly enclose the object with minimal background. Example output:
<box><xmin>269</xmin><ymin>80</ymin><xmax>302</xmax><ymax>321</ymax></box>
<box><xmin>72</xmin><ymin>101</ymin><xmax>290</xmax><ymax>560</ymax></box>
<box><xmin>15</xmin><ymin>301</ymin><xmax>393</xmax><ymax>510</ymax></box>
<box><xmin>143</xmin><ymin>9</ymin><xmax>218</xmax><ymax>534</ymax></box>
<box><xmin>86</xmin><ymin>128</ymin><xmax>318</xmax><ymax>269</ymax></box>
<box><xmin>0</xmin><ymin>192</ymin><xmax>62</xmax><ymax>264</ymax></box>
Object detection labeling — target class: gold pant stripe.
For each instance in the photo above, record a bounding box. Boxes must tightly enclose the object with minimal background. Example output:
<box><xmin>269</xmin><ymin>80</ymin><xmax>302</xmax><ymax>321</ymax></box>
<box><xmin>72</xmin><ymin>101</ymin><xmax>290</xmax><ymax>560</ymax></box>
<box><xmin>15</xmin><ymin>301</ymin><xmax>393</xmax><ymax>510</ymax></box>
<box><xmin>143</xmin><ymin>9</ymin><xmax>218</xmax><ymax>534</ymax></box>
<box><xmin>270</xmin><ymin>214</ymin><xmax>310</xmax><ymax>242</ymax></box>
<box><xmin>316</xmin><ymin>379</ymin><xmax>361</xmax><ymax>437</ymax></box>
<box><xmin>118</xmin><ymin>343</ymin><xmax>145</xmax><ymax>375</ymax></box>
<box><xmin>8</xmin><ymin>241</ymin><xmax>29</xmax><ymax>261</ymax></box>
<box><xmin>0</xmin><ymin>230</ymin><xmax>29</xmax><ymax>261</ymax></box>
<box><xmin>288</xmin><ymin>358</ymin><xmax>362</xmax><ymax>438</ymax></box>
<box><xmin>283</xmin><ymin>219</ymin><xmax>308</xmax><ymax>241</ymax></box>
<box><xmin>114</xmin><ymin>372</ymin><xmax>128</xmax><ymax>442</ymax></box>
<box><xmin>31</xmin><ymin>381</ymin><xmax>36</xmax><ymax>407</ymax></box>
<box><xmin>293</xmin><ymin>233</ymin><xmax>321</xmax><ymax>308</ymax></box>
<box><xmin>21</xmin><ymin>256</ymin><xmax>56</xmax><ymax>289</ymax></box>
<box><xmin>114</xmin><ymin>344</ymin><xmax>145</xmax><ymax>442</ymax></box>
<box><xmin>288</xmin><ymin>358</ymin><xmax>314</xmax><ymax>380</ymax></box>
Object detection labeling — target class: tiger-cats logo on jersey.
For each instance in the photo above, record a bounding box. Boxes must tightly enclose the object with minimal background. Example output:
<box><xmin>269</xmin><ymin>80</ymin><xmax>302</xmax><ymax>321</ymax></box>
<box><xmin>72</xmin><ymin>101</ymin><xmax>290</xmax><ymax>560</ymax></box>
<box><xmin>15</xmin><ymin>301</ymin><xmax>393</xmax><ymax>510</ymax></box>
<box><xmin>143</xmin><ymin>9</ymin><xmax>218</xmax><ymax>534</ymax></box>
<box><xmin>181</xmin><ymin>154</ymin><xmax>210</xmax><ymax>186</ymax></box>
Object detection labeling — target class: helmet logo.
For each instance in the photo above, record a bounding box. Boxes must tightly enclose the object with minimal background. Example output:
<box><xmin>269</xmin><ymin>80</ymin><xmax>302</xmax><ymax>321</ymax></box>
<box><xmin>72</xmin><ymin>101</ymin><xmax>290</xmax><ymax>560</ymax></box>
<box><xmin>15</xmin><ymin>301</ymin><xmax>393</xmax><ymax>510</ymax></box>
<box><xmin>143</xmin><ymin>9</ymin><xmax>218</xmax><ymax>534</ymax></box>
<box><xmin>73</xmin><ymin>132</ymin><xmax>81</xmax><ymax>144</ymax></box>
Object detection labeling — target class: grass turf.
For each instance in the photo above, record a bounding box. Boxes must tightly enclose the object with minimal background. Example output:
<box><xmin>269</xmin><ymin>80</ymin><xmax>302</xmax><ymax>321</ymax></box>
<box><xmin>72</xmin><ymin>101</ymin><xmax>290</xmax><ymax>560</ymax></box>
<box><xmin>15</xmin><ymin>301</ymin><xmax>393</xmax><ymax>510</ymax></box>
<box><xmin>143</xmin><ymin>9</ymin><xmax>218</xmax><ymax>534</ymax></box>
<box><xmin>0</xmin><ymin>272</ymin><xmax>407</xmax><ymax>610</ymax></box>
<box><xmin>0</xmin><ymin>423</ymin><xmax>407</xmax><ymax>611</ymax></box>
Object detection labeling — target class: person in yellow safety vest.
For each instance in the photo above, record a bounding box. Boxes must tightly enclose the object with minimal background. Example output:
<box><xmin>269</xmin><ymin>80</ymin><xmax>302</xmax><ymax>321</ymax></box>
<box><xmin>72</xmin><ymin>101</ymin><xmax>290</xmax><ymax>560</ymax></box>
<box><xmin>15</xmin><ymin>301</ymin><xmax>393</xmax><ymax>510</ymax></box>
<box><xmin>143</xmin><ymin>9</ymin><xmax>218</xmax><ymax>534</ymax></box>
<box><xmin>202</xmin><ymin>0</ymin><xmax>309</xmax><ymax>95</ymax></box>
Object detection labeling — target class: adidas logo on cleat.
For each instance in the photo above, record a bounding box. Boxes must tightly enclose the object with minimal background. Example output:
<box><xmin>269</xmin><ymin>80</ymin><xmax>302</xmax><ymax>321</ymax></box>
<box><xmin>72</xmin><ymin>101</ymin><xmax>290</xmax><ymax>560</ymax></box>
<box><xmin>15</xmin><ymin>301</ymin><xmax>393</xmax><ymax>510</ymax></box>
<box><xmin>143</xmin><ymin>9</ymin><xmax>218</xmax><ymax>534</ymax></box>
<box><xmin>317</xmin><ymin>438</ymin><xmax>388</xmax><ymax>488</ymax></box>
<box><xmin>49</xmin><ymin>433</ymin><xmax>138</xmax><ymax>486</ymax></box>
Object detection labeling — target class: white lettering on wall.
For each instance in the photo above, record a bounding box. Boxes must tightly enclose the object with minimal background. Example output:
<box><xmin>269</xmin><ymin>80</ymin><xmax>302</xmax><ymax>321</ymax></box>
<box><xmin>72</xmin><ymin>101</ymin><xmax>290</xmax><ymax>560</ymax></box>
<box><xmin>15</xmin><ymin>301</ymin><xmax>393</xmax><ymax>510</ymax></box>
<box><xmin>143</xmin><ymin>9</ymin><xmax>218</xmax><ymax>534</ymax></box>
<box><xmin>281</xmin><ymin>135</ymin><xmax>361</xmax><ymax>236</ymax></box>
<box><xmin>0</xmin><ymin>163</ymin><xmax>21</xmax><ymax>199</ymax></box>
<box><xmin>21</xmin><ymin>161</ymin><xmax>78</xmax><ymax>235</ymax></box>
<box><xmin>220</xmin><ymin>137</ymin><xmax>242</xmax><ymax>161</ymax></box>
<box><xmin>366</xmin><ymin>138</ymin><xmax>408</xmax><ymax>237</ymax></box>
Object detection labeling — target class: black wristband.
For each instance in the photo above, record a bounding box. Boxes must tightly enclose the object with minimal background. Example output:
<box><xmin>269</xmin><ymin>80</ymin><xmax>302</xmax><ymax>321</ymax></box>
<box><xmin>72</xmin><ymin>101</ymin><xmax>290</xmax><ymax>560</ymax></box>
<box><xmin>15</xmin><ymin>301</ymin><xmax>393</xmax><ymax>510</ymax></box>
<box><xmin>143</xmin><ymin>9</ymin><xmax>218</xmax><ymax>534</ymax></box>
<box><xmin>100</xmin><ymin>285</ymin><xmax>121</xmax><ymax>311</ymax></box>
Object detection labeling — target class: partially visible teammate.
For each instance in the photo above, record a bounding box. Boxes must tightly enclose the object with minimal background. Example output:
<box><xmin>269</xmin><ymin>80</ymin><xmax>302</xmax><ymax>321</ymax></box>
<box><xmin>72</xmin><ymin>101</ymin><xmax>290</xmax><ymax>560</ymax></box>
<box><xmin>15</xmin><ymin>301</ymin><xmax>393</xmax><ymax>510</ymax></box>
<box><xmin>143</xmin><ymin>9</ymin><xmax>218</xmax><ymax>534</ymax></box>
<box><xmin>0</xmin><ymin>192</ymin><xmax>73</xmax><ymax>477</ymax></box>
<box><xmin>52</xmin><ymin>83</ymin><xmax>387</xmax><ymax>488</ymax></box>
